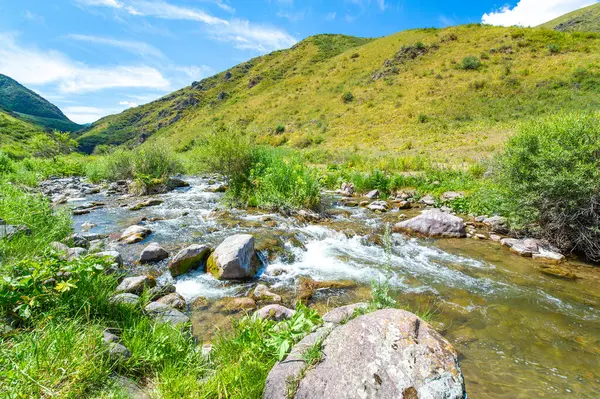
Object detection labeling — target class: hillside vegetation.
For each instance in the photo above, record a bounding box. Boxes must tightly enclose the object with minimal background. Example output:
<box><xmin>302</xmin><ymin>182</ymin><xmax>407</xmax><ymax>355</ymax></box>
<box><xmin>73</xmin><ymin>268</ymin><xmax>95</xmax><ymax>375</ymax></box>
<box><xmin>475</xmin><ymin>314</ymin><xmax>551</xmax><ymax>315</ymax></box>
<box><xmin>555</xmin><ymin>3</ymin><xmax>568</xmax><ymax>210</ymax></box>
<box><xmin>539</xmin><ymin>2</ymin><xmax>600</xmax><ymax>32</ymax></box>
<box><xmin>0</xmin><ymin>74</ymin><xmax>81</xmax><ymax>132</ymax></box>
<box><xmin>0</xmin><ymin>109</ymin><xmax>44</xmax><ymax>158</ymax></box>
<box><xmin>78</xmin><ymin>25</ymin><xmax>600</xmax><ymax>164</ymax></box>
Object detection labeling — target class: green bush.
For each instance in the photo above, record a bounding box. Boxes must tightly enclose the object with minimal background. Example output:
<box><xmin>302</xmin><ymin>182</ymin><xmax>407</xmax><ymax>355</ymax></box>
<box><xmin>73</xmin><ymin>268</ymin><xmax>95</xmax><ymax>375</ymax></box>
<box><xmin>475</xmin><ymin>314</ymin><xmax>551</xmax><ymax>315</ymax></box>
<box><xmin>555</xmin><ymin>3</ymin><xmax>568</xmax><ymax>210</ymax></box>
<box><xmin>275</xmin><ymin>125</ymin><xmax>285</xmax><ymax>134</ymax></box>
<box><xmin>342</xmin><ymin>92</ymin><xmax>354</xmax><ymax>103</ymax></box>
<box><xmin>86</xmin><ymin>145</ymin><xmax>183</xmax><ymax>183</ymax></box>
<box><xmin>458</xmin><ymin>56</ymin><xmax>482</xmax><ymax>70</ymax></box>
<box><xmin>495</xmin><ymin>113</ymin><xmax>600</xmax><ymax>261</ymax></box>
<box><xmin>0</xmin><ymin>151</ymin><xmax>14</xmax><ymax>175</ymax></box>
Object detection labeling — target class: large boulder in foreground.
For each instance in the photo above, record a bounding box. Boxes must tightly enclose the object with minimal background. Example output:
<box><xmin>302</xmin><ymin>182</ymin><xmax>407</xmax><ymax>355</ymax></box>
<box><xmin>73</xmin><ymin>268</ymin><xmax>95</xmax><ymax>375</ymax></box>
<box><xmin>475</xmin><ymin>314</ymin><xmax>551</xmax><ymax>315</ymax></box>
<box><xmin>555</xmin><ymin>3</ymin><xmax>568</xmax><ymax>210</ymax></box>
<box><xmin>207</xmin><ymin>234</ymin><xmax>260</xmax><ymax>280</ymax></box>
<box><xmin>168</xmin><ymin>244</ymin><xmax>212</xmax><ymax>277</ymax></box>
<box><xmin>264</xmin><ymin>309</ymin><xmax>466</xmax><ymax>399</ymax></box>
<box><xmin>393</xmin><ymin>208</ymin><xmax>466</xmax><ymax>238</ymax></box>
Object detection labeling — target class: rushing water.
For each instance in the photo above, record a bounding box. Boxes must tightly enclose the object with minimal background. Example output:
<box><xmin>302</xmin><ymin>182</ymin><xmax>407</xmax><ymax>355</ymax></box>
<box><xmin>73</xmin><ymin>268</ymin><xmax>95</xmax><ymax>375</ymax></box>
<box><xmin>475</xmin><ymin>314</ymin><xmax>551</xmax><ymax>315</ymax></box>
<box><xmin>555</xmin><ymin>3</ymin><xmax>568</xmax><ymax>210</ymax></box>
<box><xmin>73</xmin><ymin>177</ymin><xmax>600</xmax><ymax>398</ymax></box>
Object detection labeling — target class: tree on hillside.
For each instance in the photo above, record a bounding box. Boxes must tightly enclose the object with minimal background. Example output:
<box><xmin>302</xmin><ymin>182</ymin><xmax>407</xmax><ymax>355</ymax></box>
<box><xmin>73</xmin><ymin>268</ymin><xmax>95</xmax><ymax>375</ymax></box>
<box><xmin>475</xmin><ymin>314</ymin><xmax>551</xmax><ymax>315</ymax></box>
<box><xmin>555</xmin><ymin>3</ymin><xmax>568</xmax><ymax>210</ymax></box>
<box><xmin>28</xmin><ymin>131</ymin><xmax>77</xmax><ymax>158</ymax></box>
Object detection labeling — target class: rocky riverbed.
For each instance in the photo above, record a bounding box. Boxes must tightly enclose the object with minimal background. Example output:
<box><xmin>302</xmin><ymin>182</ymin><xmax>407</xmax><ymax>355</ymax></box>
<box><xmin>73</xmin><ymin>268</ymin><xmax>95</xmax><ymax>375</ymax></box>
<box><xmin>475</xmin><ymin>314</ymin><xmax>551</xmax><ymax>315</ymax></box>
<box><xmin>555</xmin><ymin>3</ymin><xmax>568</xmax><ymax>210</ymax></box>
<box><xmin>39</xmin><ymin>175</ymin><xmax>600</xmax><ymax>398</ymax></box>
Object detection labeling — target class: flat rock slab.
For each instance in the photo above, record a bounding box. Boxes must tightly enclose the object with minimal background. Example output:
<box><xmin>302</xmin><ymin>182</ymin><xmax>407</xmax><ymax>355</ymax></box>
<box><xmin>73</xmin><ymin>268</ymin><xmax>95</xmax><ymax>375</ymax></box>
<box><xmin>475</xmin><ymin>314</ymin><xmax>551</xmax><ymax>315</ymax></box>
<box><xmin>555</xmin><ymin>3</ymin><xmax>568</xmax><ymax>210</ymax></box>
<box><xmin>264</xmin><ymin>309</ymin><xmax>466</xmax><ymax>399</ymax></box>
<box><xmin>322</xmin><ymin>302</ymin><xmax>368</xmax><ymax>324</ymax></box>
<box><xmin>394</xmin><ymin>208</ymin><xmax>466</xmax><ymax>238</ymax></box>
<box><xmin>145</xmin><ymin>302</ymin><xmax>190</xmax><ymax>326</ymax></box>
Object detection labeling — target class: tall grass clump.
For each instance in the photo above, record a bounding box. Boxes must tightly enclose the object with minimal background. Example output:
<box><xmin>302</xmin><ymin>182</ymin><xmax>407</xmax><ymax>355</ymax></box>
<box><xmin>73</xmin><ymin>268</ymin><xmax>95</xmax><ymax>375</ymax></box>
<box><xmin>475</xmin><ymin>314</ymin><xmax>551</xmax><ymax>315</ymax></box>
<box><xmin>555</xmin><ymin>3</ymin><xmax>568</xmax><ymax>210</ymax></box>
<box><xmin>0</xmin><ymin>183</ymin><xmax>71</xmax><ymax>263</ymax></box>
<box><xmin>495</xmin><ymin>113</ymin><xmax>600</xmax><ymax>261</ymax></box>
<box><xmin>190</xmin><ymin>125</ymin><xmax>322</xmax><ymax>210</ymax></box>
<box><xmin>86</xmin><ymin>145</ymin><xmax>183</xmax><ymax>185</ymax></box>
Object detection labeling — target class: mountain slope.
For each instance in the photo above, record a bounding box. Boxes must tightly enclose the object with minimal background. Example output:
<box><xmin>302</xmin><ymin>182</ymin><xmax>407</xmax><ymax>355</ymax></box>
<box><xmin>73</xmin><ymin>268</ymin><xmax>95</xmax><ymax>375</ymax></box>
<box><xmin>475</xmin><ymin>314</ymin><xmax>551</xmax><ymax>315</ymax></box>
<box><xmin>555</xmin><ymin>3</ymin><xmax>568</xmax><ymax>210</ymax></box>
<box><xmin>538</xmin><ymin>2</ymin><xmax>600</xmax><ymax>32</ymax></box>
<box><xmin>78</xmin><ymin>26</ymin><xmax>600</xmax><ymax>163</ymax></box>
<box><xmin>0</xmin><ymin>109</ymin><xmax>45</xmax><ymax>157</ymax></box>
<box><xmin>0</xmin><ymin>74</ymin><xmax>81</xmax><ymax>132</ymax></box>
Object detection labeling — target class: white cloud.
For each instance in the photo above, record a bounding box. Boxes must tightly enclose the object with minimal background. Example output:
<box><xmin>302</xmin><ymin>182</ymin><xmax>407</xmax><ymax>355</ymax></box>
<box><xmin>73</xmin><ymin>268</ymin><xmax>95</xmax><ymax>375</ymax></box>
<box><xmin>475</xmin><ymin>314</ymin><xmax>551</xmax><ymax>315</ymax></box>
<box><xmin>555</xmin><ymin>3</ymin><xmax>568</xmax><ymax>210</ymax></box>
<box><xmin>0</xmin><ymin>32</ymin><xmax>170</xmax><ymax>93</ymax></box>
<box><xmin>75</xmin><ymin>0</ymin><xmax>297</xmax><ymax>52</ymax></box>
<box><xmin>24</xmin><ymin>10</ymin><xmax>45</xmax><ymax>24</ymax></box>
<box><xmin>326</xmin><ymin>12</ymin><xmax>337</xmax><ymax>21</ymax></box>
<box><xmin>276</xmin><ymin>10</ymin><xmax>306</xmax><ymax>22</ymax></box>
<box><xmin>482</xmin><ymin>0</ymin><xmax>597</xmax><ymax>27</ymax></box>
<box><xmin>63</xmin><ymin>105</ymin><xmax>111</xmax><ymax>124</ymax></box>
<box><xmin>174</xmin><ymin>65</ymin><xmax>214</xmax><ymax>81</ymax></box>
<box><xmin>66</xmin><ymin>34</ymin><xmax>165</xmax><ymax>58</ymax></box>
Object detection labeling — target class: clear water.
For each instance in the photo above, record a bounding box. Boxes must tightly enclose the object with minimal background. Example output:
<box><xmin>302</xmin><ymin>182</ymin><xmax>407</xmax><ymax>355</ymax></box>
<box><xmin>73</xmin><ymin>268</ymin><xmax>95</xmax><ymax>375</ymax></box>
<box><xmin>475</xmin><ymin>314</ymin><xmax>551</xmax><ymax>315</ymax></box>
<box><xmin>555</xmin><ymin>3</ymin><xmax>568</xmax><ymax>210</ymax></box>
<box><xmin>73</xmin><ymin>177</ymin><xmax>600</xmax><ymax>398</ymax></box>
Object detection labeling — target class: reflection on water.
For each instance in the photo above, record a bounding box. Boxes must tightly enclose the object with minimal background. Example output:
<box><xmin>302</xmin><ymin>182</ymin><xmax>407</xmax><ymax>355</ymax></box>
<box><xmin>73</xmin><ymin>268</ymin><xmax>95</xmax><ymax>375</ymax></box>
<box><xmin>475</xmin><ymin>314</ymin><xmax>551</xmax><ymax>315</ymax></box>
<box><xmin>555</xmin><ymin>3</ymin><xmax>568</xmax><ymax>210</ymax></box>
<box><xmin>73</xmin><ymin>177</ymin><xmax>600</xmax><ymax>398</ymax></box>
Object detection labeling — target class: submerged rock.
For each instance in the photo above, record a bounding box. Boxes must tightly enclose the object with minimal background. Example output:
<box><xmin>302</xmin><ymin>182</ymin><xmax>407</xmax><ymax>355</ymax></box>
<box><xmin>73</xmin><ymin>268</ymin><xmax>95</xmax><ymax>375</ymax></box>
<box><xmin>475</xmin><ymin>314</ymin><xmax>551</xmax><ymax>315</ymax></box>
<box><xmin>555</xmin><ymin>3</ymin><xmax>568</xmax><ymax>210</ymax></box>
<box><xmin>264</xmin><ymin>309</ymin><xmax>466</xmax><ymax>399</ymax></box>
<box><xmin>139</xmin><ymin>242</ymin><xmax>169</xmax><ymax>263</ymax></box>
<box><xmin>207</xmin><ymin>234</ymin><xmax>260</xmax><ymax>280</ymax></box>
<box><xmin>115</xmin><ymin>275</ymin><xmax>156</xmax><ymax>295</ymax></box>
<box><xmin>393</xmin><ymin>208</ymin><xmax>466</xmax><ymax>238</ymax></box>
<box><xmin>120</xmin><ymin>225</ymin><xmax>152</xmax><ymax>244</ymax></box>
<box><xmin>147</xmin><ymin>284</ymin><xmax>176</xmax><ymax>301</ymax></box>
<box><xmin>168</xmin><ymin>244</ymin><xmax>212</xmax><ymax>277</ymax></box>
<box><xmin>253</xmin><ymin>284</ymin><xmax>282</xmax><ymax>303</ymax></box>
<box><xmin>296</xmin><ymin>277</ymin><xmax>356</xmax><ymax>304</ymax></box>
<box><xmin>128</xmin><ymin>198</ymin><xmax>163</xmax><ymax>211</ymax></box>
<box><xmin>214</xmin><ymin>297</ymin><xmax>257</xmax><ymax>313</ymax></box>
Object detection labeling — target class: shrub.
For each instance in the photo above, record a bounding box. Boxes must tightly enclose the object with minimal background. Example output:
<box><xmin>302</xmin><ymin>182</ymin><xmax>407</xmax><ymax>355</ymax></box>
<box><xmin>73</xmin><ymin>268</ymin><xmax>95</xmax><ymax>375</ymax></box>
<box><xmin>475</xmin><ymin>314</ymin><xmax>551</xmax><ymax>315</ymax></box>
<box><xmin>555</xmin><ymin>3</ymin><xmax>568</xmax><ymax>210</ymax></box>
<box><xmin>418</xmin><ymin>114</ymin><xmax>429</xmax><ymax>123</ymax></box>
<box><xmin>0</xmin><ymin>151</ymin><xmax>14</xmax><ymax>175</ymax></box>
<box><xmin>458</xmin><ymin>56</ymin><xmax>482</xmax><ymax>70</ymax></box>
<box><xmin>274</xmin><ymin>124</ymin><xmax>285</xmax><ymax>134</ymax></box>
<box><xmin>496</xmin><ymin>113</ymin><xmax>600</xmax><ymax>261</ymax></box>
<box><xmin>342</xmin><ymin>92</ymin><xmax>354</xmax><ymax>103</ymax></box>
<box><xmin>547</xmin><ymin>43</ymin><xmax>560</xmax><ymax>54</ymax></box>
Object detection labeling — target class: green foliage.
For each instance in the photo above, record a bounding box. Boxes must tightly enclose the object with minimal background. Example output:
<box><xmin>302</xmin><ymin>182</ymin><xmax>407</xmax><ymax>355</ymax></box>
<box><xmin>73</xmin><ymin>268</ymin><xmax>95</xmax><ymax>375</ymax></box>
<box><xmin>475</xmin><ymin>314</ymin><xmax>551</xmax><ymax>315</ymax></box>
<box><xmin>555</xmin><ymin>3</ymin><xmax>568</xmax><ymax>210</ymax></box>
<box><xmin>0</xmin><ymin>183</ymin><xmax>72</xmax><ymax>262</ymax></box>
<box><xmin>494</xmin><ymin>112</ymin><xmax>600</xmax><ymax>261</ymax></box>
<box><xmin>0</xmin><ymin>152</ymin><xmax>15</xmax><ymax>175</ymax></box>
<box><xmin>189</xmin><ymin>126</ymin><xmax>322</xmax><ymax>210</ymax></box>
<box><xmin>547</xmin><ymin>43</ymin><xmax>561</xmax><ymax>54</ymax></box>
<box><xmin>342</xmin><ymin>91</ymin><xmax>354</xmax><ymax>103</ymax></box>
<box><xmin>28</xmin><ymin>131</ymin><xmax>78</xmax><ymax>158</ymax></box>
<box><xmin>458</xmin><ymin>56</ymin><xmax>482</xmax><ymax>70</ymax></box>
<box><xmin>275</xmin><ymin>124</ymin><xmax>285</xmax><ymax>134</ymax></box>
<box><xmin>201</xmin><ymin>304</ymin><xmax>320</xmax><ymax>399</ymax></box>
<box><xmin>86</xmin><ymin>145</ymin><xmax>183</xmax><ymax>183</ymax></box>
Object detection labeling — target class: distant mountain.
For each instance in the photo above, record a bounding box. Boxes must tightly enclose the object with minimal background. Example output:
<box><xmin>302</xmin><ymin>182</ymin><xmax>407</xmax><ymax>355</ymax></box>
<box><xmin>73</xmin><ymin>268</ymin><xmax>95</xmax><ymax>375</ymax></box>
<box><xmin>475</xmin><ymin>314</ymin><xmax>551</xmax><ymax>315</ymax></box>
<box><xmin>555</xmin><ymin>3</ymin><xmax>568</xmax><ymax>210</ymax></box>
<box><xmin>539</xmin><ymin>3</ymin><xmax>600</xmax><ymax>32</ymax></box>
<box><xmin>0</xmin><ymin>74</ymin><xmax>81</xmax><ymax>132</ymax></box>
<box><xmin>77</xmin><ymin>26</ymin><xmax>600</xmax><ymax>162</ymax></box>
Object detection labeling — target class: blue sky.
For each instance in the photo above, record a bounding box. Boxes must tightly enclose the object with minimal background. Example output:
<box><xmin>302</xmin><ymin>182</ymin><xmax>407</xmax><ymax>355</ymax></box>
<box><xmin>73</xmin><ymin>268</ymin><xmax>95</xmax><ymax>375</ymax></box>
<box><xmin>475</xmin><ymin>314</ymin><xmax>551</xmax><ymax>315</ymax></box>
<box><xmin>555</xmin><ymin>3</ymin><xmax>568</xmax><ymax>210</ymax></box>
<box><xmin>0</xmin><ymin>0</ymin><xmax>596</xmax><ymax>124</ymax></box>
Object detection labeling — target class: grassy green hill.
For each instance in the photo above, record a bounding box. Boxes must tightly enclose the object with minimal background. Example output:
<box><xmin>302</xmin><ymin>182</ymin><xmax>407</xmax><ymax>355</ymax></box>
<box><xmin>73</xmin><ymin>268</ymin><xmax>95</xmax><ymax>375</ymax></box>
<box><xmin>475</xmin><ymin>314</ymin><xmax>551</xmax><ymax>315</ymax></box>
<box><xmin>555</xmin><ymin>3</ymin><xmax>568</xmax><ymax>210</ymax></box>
<box><xmin>0</xmin><ymin>109</ymin><xmax>45</xmax><ymax>157</ymax></box>
<box><xmin>0</xmin><ymin>74</ymin><xmax>81</xmax><ymax>132</ymax></box>
<box><xmin>78</xmin><ymin>25</ymin><xmax>600</xmax><ymax>164</ymax></box>
<box><xmin>539</xmin><ymin>2</ymin><xmax>600</xmax><ymax>32</ymax></box>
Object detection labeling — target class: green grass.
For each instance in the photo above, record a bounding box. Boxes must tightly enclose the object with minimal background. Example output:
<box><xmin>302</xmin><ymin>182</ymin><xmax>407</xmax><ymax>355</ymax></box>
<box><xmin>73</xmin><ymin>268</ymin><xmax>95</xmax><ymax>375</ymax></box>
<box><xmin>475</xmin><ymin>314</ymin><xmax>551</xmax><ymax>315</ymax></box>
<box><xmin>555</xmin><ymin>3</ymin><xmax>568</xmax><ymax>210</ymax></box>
<box><xmin>77</xmin><ymin>25</ymin><xmax>600</xmax><ymax>165</ymax></box>
<box><xmin>538</xmin><ymin>3</ymin><xmax>600</xmax><ymax>32</ymax></box>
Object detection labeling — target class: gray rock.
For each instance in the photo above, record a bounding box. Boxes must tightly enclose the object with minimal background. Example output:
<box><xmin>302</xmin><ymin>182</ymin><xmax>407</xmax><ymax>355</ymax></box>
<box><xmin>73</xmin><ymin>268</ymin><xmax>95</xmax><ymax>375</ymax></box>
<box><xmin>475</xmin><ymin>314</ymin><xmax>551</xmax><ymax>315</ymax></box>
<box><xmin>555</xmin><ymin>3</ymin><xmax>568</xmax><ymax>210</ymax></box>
<box><xmin>501</xmin><ymin>238</ymin><xmax>537</xmax><ymax>257</ymax></box>
<box><xmin>263</xmin><ymin>324</ymin><xmax>335</xmax><ymax>399</ymax></box>
<box><xmin>264</xmin><ymin>309</ymin><xmax>466</xmax><ymax>399</ymax></box>
<box><xmin>322</xmin><ymin>303</ymin><xmax>368</xmax><ymax>324</ymax></box>
<box><xmin>144</xmin><ymin>302</ymin><xmax>189</xmax><ymax>326</ymax></box>
<box><xmin>339</xmin><ymin>182</ymin><xmax>355</xmax><ymax>196</ymax></box>
<box><xmin>67</xmin><ymin>247</ymin><xmax>88</xmax><ymax>260</ymax></box>
<box><xmin>103</xmin><ymin>330</ymin><xmax>120</xmax><ymax>344</ymax></box>
<box><xmin>115</xmin><ymin>275</ymin><xmax>156</xmax><ymax>295</ymax></box>
<box><xmin>441</xmin><ymin>191</ymin><xmax>464</xmax><ymax>201</ymax></box>
<box><xmin>139</xmin><ymin>242</ymin><xmax>169</xmax><ymax>263</ymax></box>
<box><xmin>156</xmin><ymin>293</ymin><xmax>186</xmax><ymax>310</ymax></box>
<box><xmin>365</xmin><ymin>189</ymin><xmax>379</xmax><ymax>199</ymax></box>
<box><xmin>110</xmin><ymin>293</ymin><xmax>140</xmax><ymax>305</ymax></box>
<box><xmin>253</xmin><ymin>284</ymin><xmax>282</xmax><ymax>303</ymax></box>
<box><xmin>256</xmin><ymin>305</ymin><xmax>296</xmax><ymax>321</ymax></box>
<box><xmin>532</xmin><ymin>249</ymin><xmax>565</xmax><ymax>263</ymax></box>
<box><xmin>168</xmin><ymin>244</ymin><xmax>212</xmax><ymax>277</ymax></box>
<box><xmin>367</xmin><ymin>200</ymin><xmax>389</xmax><ymax>212</ymax></box>
<box><xmin>108</xmin><ymin>342</ymin><xmax>131</xmax><ymax>361</ymax></box>
<box><xmin>393</xmin><ymin>208</ymin><xmax>466</xmax><ymax>238</ymax></box>
<box><xmin>49</xmin><ymin>241</ymin><xmax>69</xmax><ymax>254</ymax></box>
<box><xmin>94</xmin><ymin>250</ymin><xmax>123</xmax><ymax>267</ymax></box>
<box><xmin>207</xmin><ymin>234</ymin><xmax>260</xmax><ymax>280</ymax></box>
<box><xmin>70</xmin><ymin>233</ymin><xmax>90</xmax><ymax>249</ymax></box>
<box><xmin>419</xmin><ymin>194</ymin><xmax>436</xmax><ymax>206</ymax></box>
<box><xmin>483</xmin><ymin>215</ymin><xmax>509</xmax><ymax>234</ymax></box>
<box><xmin>148</xmin><ymin>284</ymin><xmax>176</xmax><ymax>301</ymax></box>
<box><xmin>111</xmin><ymin>375</ymin><xmax>151</xmax><ymax>399</ymax></box>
